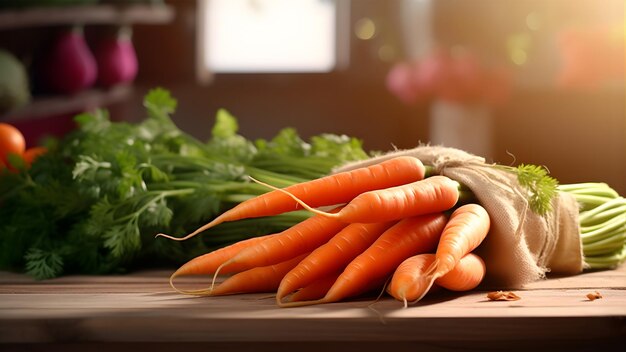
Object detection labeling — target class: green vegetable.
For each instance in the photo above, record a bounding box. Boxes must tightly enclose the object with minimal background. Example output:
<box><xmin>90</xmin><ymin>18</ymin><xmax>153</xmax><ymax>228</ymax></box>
<box><xmin>0</xmin><ymin>49</ymin><xmax>31</xmax><ymax>113</ymax></box>
<box><xmin>497</xmin><ymin>165</ymin><xmax>625</xmax><ymax>269</ymax></box>
<box><xmin>558</xmin><ymin>183</ymin><xmax>626</xmax><ymax>269</ymax></box>
<box><xmin>0</xmin><ymin>88</ymin><xmax>369</xmax><ymax>279</ymax></box>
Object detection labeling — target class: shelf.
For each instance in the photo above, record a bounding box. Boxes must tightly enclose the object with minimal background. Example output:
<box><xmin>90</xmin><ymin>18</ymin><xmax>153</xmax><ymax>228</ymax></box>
<box><xmin>1</xmin><ymin>85</ymin><xmax>133</xmax><ymax>122</ymax></box>
<box><xmin>0</xmin><ymin>4</ymin><xmax>175</xmax><ymax>30</ymax></box>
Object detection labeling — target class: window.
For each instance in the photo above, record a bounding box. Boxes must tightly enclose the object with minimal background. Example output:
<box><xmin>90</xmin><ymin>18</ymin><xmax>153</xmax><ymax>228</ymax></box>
<box><xmin>196</xmin><ymin>0</ymin><xmax>348</xmax><ymax>82</ymax></box>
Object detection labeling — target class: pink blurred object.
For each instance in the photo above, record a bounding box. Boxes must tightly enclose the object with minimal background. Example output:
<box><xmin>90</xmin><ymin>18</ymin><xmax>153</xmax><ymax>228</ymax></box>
<box><xmin>38</xmin><ymin>26</ymin><xmax>97</xmax><ymax>94</ymax></box>
<box><xmin>557</xmin><ymin>25</ymin><xmax>625</xmax><ymax>89</ymax></box>
<box><xmin>440</xmin><ymin>52</ymin><xmax>484</xmax><ymax>103</ymax></box>
<box><xmin>413</xmin><ymin>49</ymin><xmax>451</xmax><ymax>99</ymax></box>
<box><xmin>95</xmin><ymin>26</ymin><xmax>138</xmax><ymax>88</ymax></box>
<box><xmin>386</xmin><ymin>61</ymin><xmax>421</xmax><ymax>104</ymax></box>
<box><xmin>386</xmin><ymin>47</ymin><xmax>512</xmax><ymax>107</ymax></box>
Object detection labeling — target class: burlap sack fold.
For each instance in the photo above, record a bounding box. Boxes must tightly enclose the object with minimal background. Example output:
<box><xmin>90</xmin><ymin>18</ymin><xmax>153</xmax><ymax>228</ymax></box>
<box><xmin>334</xmin><ymin>145</ymin><xmax>584</xmax><ymax>288</ymax></box>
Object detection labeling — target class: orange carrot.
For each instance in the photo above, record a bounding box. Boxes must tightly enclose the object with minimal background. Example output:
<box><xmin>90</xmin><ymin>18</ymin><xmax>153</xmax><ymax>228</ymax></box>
<box><xmin>387</xmin><ymin>253</ymin><xmax>435</xmax><ymax>306</ymax></box>
<box><xmin>261</xmin><ymin>175</ymin><xmax>460</xmax><ymax>224</ymax></box>
<box><xmin>429</xmin><ymin>203</ymin><xmax>490</xmax><ymax>278</ymax></box>
<box><xmin>157</xmin><ymin>156</ymin><xmax>426</xmax><ymax>241</ymax></box>
<box><xmin>288</xmin><ymin>272</ymin><xmax>340</xmax><ymax>302</ymax></box>
<box><xmin>435</xmin><ymin>252</ymin><xmax>486</xmax><ymax>291</ymax></box>
<box><xmin>211</xmin><ymin>209</ymin><xmax>349</xmax><ymax>289</ymax></box>
<box><xmin>279</xmin><ymin>213</ymin><xmax>448</xmax><ymax>307</ymax></box>
<box><xmin>288</xmin><ymin>272</ymin><xmax>389</xmax><ymax>303</ymax></box>
<box><xmin>276</xmin><ymin>221</ymin><xmax>396</xmax><ymax>304</ymax></box>
<box><xmin>205</xmin><ymin>254</ymin><xmax>309</xmax><ymax>296</ymax></box>
<box><xmin>387</xmin><ymin>252</ymin><xmax>486</xmax><ymax>307</ymax></box>
<box><xmin>168</xmin><ymin>234</ymin><xmax>277</xmax><ymax>294</ymax></box>
<box><xmin>405</xmin><ymin>203</ymin><xmax>490</xmax><ymax>304</ymax></box>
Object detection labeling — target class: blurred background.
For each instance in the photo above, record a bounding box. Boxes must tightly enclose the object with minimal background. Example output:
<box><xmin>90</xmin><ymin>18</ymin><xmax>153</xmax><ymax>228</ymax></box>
<box><xmin>0</xmin><ymin>0</ymin><xmax>624</xmax><ymax>193</ymax></box>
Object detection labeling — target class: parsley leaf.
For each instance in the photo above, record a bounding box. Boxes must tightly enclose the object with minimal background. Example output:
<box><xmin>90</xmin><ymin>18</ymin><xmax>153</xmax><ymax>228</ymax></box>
<box><xmin>0</xmin><ymin>87</ymin><xmax>369</xmax><ymax>279</ymax></box>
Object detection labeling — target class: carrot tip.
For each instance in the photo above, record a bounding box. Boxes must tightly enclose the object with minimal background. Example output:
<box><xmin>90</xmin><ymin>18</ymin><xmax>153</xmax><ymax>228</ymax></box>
<box><xmin>154</xmin><ymin>232</ymin><xmax>188</xmax><ymax>241</ymax></box>
<box><xmin>169</xmin><ymin>272</ymin><xmax>180</xmax><ymax>292</ymax></box>
<box><xmin>276</xmin><ymin>297</ymin><xmax>327</xmax><ymax>308</ymax></box>
<box><xmin>155</xmin><ymin>216</ymin><xmax>226</xmax><ymax>242</ymax></box>
<box><xmin>169</xmin><ymin>271</ymin><xmax>214</xmax><ymax>296</ymax></box>
<box><xmin>275</xmin><ymin>294</ymin><xmax>290</xmax><ymax>305</ymax></box>
<box><xmin>407</xmin><ymin>277</ymin><xmax>436</xmax><ymax>306</ymax></box>
<box><xmin>211</xmin><ymin>260</ymin><xmax>231</xmax><ymax>291</ymax></box>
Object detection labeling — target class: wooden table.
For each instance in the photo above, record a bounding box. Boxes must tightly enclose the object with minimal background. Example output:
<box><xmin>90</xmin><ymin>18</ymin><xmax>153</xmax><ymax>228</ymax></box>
<box><xmin>1</xmin><ymin>265</ymin><xmax>625</xmax><ymax>352</ymax></box>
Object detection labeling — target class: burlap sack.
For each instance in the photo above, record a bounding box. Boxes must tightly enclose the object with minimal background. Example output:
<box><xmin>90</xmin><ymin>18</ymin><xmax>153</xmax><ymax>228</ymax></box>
<box><xmin>334</xmin><ymin>145</ymin><xmax>585</xmax><ymax>288</ymax></box>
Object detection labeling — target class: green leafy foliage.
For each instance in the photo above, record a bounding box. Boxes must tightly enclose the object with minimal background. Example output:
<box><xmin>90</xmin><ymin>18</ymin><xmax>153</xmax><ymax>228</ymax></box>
<box><xmin>0</xmin><ymin>88</ymin><xmax>369</xmax><ymax>279</ymax></box>
<box><xmin>211</xmin><ymin>108</ymin><xmax>239</xmax><ymax>138</ymax></box>
<box><xmin>251</xmin><ymin>128</ymin><xmax>369</xmax><ymax>180</ymax></box>
<box><xmin>515</xmin><ymin>164</ymin><xmax>559</xmax><ymax>215</ymax></box>
<box><xmin>24</xmin><ymin>249</ymin><xmax>64</xmax><ymax>280</ymax></box>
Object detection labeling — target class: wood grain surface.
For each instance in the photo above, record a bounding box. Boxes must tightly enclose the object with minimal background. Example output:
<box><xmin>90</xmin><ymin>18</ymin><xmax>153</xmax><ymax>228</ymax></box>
<box><xmin>1</xmin><ymin>265</ymin><xmax>625</xmax><ymax>352</ymax></box>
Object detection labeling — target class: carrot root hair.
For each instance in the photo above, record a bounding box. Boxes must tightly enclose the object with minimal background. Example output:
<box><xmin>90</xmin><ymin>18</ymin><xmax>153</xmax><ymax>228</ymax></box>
<box><xmin>366</xmin><ymin>275</ymin><xmax>393</xmax><ymax>322</ymax></box>
<box><xmin>249</xmin><ymin>176</ymin><xmax>341</xmax><ymax>219</ymax></box>
<box><xmin>167</xmin><ymin>258</ymin><xmax>231</xmax><ymax>295</ymax></box>
<box><xmin>169</xmin><ymin>271</ymin><xmax>214</xmax><ymax>296</ymax></box>
<box><xmin>155</xmin><ymin>216</ymin><xmax>224</xmax><ymax>241</ymax></box>
<box><xmin>276</xmin><ymin>297</ymin><xmax>329</xmax><ymax>308</ymax></box>
<box><xmin>211</xmin><ymin>259</ymin><xmax>232</xmax><ymax>291</ymax></box>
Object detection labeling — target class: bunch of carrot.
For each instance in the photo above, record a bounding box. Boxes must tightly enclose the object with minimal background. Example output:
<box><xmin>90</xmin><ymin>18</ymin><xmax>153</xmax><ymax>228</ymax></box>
<box><xmin>157</xmin><ymin>155</ymin><xmax>491</xmax><ymax>307</ymax></box>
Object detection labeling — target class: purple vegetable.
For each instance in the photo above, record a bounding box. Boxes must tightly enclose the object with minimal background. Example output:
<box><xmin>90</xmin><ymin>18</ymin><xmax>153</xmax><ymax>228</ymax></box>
<box><xmin>95</xmin><ymin>26</ymin><xmax>138</xmax><ymax>88</ymax></box>
<box><xmin>39</xmin><ymin>26</ymin><xmax>97</xmax><ymax>94</ymax></box>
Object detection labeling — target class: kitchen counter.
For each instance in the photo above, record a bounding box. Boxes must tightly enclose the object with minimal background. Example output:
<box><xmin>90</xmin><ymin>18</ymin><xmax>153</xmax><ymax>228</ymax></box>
<box><xmin>1</xmin><ymin>265</ymin><xmax>625</xmax><ymax>352</ymax></box>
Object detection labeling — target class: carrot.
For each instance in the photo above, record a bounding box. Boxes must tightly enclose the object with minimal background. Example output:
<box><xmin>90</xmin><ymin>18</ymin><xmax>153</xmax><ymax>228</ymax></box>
<box><xmin>288</xmin><ymin>272</ymin><xmax>390</xmax><ymax>303</ymax></box>
<box><xmin>276</xmin><ymin>221</ymin><xmax>396</xmax><ymax>304</ymax></box>
<box><xmin>168</xmin><ymin>234</ymin><xmax>277</xmax><ymax>294</ymax></box>
<box><xmin>204</xmin><ymin>254</ymin><xmax>309</xmax><ymax>296</ymax></box>
<box><xmin>387</xmin><ymin>253</ymin><xmax>435</xmax><ymax>307</ymax></box>
<box><xmin>211</xmin><ymin>209</ymin><xmax>349</xmax><ymax>289</ymax></box>
<box><xmin>405</xmin><ymin>203</ymin><xmax>490</xmax><ymax>304</ymax></box>
<box><xmin>387</xmin><ymin>252</ymin><xmax>486</xmax><ymax>307</ymax></box>
<box><xmin>279</xmin><ymin>213</ymin><xmax>448</xmax><ymax>307</ymax></box>
<box><xmin>430</xmin><ymin>203</ymin><xmax>490</xmax><ymax>278</ymax></box>
<box><xmin>288</xmin><ymin>272</ymin><xmax>340</xmax><ymax>302</ymax></box>
<box><xmin>435</xmin><ymin>252</ymin><xmax>486</xmax><ymax>291</ymax></box>
<box><xmin>259</xmin><ymin>175</ymin><xmax>461</xmax><ymax>224</ymax></box>
<box><xmin>156</xmin><ymin>156</ymin><xmax>426</xmax><ymax>241</ymax></box>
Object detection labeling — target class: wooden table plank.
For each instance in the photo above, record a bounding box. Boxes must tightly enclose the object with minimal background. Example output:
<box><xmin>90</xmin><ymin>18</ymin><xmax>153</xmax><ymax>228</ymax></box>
<box><xmin>1</xmin><ymin>266</ymin><xmax>625</xmax><ymax>351</ymax></box>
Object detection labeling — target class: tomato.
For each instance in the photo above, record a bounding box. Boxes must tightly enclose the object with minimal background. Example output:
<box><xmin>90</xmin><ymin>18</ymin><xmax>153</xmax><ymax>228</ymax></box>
<box><xmin>0</xmin><ymin>123</ymin><xmax>26</xmax><ymax>165</ymax></box>
<box><xmin>23</xmin><ymin>146</ymin><xmax>48</xmax><ymax>167</ymax></box>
